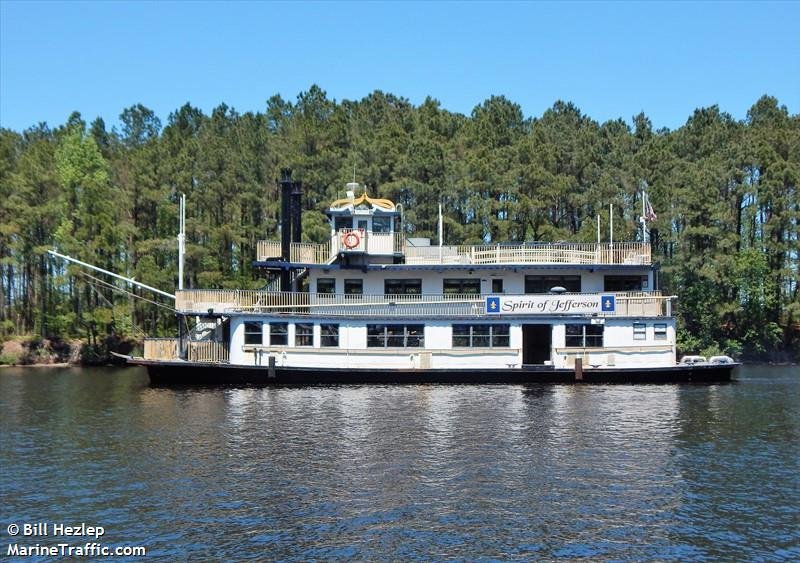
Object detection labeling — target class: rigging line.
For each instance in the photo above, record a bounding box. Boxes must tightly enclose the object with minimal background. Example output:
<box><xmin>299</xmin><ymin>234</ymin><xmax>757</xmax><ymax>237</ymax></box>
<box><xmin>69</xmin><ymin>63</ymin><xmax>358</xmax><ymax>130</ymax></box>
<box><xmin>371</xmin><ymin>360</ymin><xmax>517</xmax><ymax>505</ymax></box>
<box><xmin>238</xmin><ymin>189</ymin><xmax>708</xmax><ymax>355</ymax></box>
<box><xmin>80</xmin><ymin>276</ymin><xmax>150</xmax><ymax>338</ymax></box>
<box><xmin>77</xmin><ymin>272</ymin><xmax>177</xmax><ymax>312</ymax></box>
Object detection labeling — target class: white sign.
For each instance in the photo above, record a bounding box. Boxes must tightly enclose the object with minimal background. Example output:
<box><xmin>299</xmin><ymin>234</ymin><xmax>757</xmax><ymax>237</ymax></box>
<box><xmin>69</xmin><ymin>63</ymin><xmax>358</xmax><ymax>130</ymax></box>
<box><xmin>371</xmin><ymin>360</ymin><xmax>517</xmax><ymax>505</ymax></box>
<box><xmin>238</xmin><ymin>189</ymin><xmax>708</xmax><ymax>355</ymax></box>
<box><xmin>486</xmin><ymin>295</ymin><xmax>616</xmax><ymax>315</ymax></box>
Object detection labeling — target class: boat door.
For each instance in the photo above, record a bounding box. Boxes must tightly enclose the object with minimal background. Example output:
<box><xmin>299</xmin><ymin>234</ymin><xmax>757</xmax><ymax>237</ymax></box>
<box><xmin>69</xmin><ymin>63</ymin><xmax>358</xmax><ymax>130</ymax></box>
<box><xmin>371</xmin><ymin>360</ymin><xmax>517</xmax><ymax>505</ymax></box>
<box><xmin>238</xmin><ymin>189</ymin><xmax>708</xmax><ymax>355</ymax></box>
<box><xmin>522</xmin><ymin>324</ymin><xmax>552</xmax><ymax>365</ymax></box>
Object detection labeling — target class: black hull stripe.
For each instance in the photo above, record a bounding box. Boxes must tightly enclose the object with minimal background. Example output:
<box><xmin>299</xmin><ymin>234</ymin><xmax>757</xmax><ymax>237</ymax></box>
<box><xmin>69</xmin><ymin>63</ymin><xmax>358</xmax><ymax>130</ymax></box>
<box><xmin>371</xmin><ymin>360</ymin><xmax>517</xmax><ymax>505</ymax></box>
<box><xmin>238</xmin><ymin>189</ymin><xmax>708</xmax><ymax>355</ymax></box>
<box><xmin>129</xmin><ymin>359</ymin><xmax>737</xmax><ymax>386</ymax></box>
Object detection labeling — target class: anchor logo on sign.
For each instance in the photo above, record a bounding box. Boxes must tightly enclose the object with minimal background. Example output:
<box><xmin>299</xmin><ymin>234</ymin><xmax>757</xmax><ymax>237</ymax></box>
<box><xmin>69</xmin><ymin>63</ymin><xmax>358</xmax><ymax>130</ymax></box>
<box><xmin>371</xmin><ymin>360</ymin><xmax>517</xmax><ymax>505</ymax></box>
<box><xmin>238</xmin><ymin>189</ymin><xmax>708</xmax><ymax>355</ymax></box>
<box><xmin>486</xmin><ymin>297</ymin><xmax>500</xmax><ymax>314</ymax></box>
<box><xmin>601</xmin><ymin>295</ymin><xmax>615</xmax><ymax>312</ymax></box>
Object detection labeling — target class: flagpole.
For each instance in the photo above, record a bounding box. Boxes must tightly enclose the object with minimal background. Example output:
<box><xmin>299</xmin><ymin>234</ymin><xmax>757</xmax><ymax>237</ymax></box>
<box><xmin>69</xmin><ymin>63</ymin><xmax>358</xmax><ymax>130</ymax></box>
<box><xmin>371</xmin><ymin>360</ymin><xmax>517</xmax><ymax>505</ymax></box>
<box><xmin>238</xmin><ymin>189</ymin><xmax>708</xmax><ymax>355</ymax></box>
<box><xmin>438</xmin><ymin>203</ymin><xmax>443</xmax><ymax>262</ymax></box>
<box><xmin>596</xmin><ymin>214</ymin><xmax>600</xmax><ymax>245</ymax></box>
<box><xmin>609</xmin><ymin>204</ymin><xmax>613</xmax><ymax>249</ymax></box>
<box><xmin>641</xmin><ymin>190</ymin><xmax>646</xmax><ymax>243</ymax></box>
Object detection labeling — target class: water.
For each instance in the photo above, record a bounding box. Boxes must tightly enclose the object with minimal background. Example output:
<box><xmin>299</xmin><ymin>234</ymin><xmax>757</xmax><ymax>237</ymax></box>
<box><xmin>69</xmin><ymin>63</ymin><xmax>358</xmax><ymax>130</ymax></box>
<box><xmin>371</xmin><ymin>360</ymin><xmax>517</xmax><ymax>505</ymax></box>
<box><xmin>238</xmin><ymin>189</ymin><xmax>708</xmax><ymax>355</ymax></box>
<box><xmin>1</xmin><ymin>366</ymin><xmax>798</xmax><ymax>561</ymax></box>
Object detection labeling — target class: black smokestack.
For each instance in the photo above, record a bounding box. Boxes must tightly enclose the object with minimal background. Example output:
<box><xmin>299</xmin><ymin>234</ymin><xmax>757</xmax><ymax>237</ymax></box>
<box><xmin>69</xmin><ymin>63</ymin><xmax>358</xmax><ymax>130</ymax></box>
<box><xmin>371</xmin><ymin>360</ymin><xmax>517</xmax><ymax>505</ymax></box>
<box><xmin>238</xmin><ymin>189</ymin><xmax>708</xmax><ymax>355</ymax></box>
<box><xmin>279</xmin><ymin>168</ymin><xmax>292</xmax><ymax>291</ymax></box>
<box><xmin>291</xmin><ymin>180</ymin><xmax>302</xmax><ymax>244</ymax></box>
<box><xmin>290</xmin><ymin>180</ymin><xmax>303</xmax><ymax>292</ymax></box>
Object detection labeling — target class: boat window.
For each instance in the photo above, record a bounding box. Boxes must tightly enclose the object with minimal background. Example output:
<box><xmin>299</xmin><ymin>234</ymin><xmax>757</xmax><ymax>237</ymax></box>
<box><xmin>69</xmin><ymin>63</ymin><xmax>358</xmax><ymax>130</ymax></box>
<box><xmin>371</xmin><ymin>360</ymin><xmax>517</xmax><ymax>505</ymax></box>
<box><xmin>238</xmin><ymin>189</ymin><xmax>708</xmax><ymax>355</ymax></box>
<box><xmin>334</xmin><ymin>216</ymin><xmax>352</xmax><ymax>231</ymax></box>
<box><xmin>492</xmin><ymin>279</ymin><xmax>504</xmax><ymax>293</ymax></box>
<box><xmin>320</xmin><ymin>324</ymin><xmax>339</xmax><ymax>347</ymax></box>
<box><xmin>472</xmin><ymin>324</ymin><xmax>491</xmax><ymax>347</ymax></box>
<box><xmin>406</xmin><ymin>325</ymin><xmax>424</xmax><ymax>347</ymax></box>
<box><xmin>367</xmin><ymin>324</ymin><xmax>424</xmax><ymax>348</ymax></box>
<box><xmin>244</xmin><ymin>322</ymin><xmax>263</xmax><ymax>345</ymax></box>
<box><xmin>565</xmin><ymin>324</ymin><xmax>604</xmax><ymax>348</ymax></box>
<box><xmin>492</xmin><ymin>324</ymin><xmax>510</xmax><ymax>347</ymax></box>
<box><xmin>344</xmin><ymin>279</ymin><xmax>363</xmax><ymax>295</ymax></box>
<box><xmin>317</xmin><ymin>278</ymin><xmax>335</xmax><ymax>294</ymax></box>
<box><xmin>372</xmin><ymin>216</ymin><xmax>391</xmax><ymax>233</ymax></box>
<box><xmin>585</xmin><ymin>325</ymin><xmax>603</xmax><ymax>347</ymax></box>
<box><xmin>452</xmin><ymin>324</ymin><xmax>510</xmax><ymax>348</ymax></box>
<box><xmin>633</xmin><ymin>322</ymin><xmax>646</xmax><ymax>341</ymax></box>
<box><xmin>295</xmin><ymin>323</ymin><xmax>313</xmax><ymax>346</ymax></box>
<box><xmin>654</xmin><ymin>323</ymin><xmax>667</xmax><ymax>340</ymax></box>
<box><xmin>384</xmin><ymin>279</ymin><xmax>422</xmax><ymax>296</ymax></box>
<box><xmin>443</xmin><ymin>279</ymin><xmax>481</xmax><ymax>295</ymax></box>
<box><xmin>525</xmin><ymin>275</ymin><xmax>581</xmax><ymax>293</ymax></box>
<box><xmin>269</xmin><ymin>323</ymin><xmax>288</xmax><ymax>346</ymax></box>
<box><xmin>604</xmin><ymin>275</ymin><xmax>645</xmax><ymax>292</ymax></box>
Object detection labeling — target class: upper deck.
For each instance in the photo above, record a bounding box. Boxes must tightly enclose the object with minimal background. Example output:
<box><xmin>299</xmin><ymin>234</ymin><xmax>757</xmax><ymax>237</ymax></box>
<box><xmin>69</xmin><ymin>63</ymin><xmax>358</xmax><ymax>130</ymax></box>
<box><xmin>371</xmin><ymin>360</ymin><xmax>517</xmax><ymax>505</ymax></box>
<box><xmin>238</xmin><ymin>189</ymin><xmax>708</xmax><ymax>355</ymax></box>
<box><xmin>176</xmin><ymin>290</ymin><xmax>672</xmax><ymax>317</ymax></box>
<box><xmin>257</xmin><ymin>238</ymin><xmax>651</xmax><ymax>267</ymax></box>
<box><xmin>261</xmin><ymin>182</ymin><xmax>651</xmax><ymax>268</ymax></box>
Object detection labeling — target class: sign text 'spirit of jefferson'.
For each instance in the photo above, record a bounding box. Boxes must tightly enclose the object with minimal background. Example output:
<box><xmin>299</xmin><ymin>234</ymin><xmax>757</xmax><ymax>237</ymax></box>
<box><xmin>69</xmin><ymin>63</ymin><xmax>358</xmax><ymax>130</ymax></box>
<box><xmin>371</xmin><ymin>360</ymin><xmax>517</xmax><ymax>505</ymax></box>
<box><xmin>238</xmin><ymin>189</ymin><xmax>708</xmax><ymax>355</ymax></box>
<box><xmin>486</xmin><ymin>295</ymin><xmax>615</xmax><ymax>314</ymax></box>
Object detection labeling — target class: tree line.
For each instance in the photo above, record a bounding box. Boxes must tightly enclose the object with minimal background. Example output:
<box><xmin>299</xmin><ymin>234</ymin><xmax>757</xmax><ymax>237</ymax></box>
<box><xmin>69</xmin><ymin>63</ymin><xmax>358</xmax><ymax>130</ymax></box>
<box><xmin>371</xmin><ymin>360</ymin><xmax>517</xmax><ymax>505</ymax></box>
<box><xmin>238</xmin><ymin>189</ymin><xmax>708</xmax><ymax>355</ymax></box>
<box><xmin>0</xmin><ymin>86</ymin><xmax>798</xmax><ymax>360</ymax></box>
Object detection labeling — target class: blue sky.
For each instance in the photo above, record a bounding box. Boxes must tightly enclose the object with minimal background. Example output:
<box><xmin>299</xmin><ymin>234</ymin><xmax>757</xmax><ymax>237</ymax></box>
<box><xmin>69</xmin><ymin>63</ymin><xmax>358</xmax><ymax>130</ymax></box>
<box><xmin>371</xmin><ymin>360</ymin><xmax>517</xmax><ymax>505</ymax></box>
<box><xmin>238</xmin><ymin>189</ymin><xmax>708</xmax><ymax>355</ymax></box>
<box><xmin>1</xmin><ymin>1</ymin><xmax>798</xmax><ymax>132</ymax></box>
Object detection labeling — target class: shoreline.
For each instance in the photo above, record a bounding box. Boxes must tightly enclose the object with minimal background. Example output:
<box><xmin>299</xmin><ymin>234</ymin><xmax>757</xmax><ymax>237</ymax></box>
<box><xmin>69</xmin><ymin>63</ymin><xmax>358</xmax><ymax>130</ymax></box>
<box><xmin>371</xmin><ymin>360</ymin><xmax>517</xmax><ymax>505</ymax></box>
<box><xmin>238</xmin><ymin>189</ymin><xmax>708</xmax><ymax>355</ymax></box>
<box><xmin>0</xmin><ymin>363</ymin><xmax>73</xmax><ymax>369</ymax></box>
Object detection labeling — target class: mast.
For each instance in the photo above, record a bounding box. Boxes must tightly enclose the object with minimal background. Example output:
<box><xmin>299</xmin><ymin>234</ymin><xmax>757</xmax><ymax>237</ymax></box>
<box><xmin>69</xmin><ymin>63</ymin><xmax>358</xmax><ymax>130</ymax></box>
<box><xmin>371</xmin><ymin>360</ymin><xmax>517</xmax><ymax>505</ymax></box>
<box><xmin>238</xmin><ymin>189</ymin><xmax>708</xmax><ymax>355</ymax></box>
<box><xmin>178</xmin><ymin>193</ymin><xmax>185</xmax><ymax>291</ymax></box>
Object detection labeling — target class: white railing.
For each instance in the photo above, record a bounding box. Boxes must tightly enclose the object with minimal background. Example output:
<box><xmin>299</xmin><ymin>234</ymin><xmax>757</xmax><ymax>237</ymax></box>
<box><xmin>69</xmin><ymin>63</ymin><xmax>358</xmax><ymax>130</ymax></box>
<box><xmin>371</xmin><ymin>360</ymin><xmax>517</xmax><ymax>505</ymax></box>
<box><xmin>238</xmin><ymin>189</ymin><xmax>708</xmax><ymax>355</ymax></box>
<box><xmin>143</xmin><ymin>338</ymin><xmax>178</xmax><ymax>360</ymax></box>
<box><xmin>334</xmin><ymin>229</ymin><xmax>404</xmax><ymax>255</ymax></box>
<box><xmin>256</xmin><ymin>240</ymin><xmax>282</xmax><ymax>261</ymax></box>
<box><xmin>187</xmin><ymin>341</ymin><xmax>229</xmax><ymax>363</ymax></box>
<box><xmin>175</xmin><ymin>290</ymin><xmax>670</xmax><ymax>317</ymax></box>
<box><xmin>290</xmin><ymin>243</ymin><xmax>330</xmax><ymax>264</ymax></box>
<box><xmin>256</xmin><ymin>240</ymin><xmax>330</xmax><ymax>264</ymax></box>
<box><xmin>257</xmin><ymin>238</ymin><xmax>650</xmax><ymax>266</ymax></box>
<box><xmin>404</xmin><ymin>242</ymin><xmax>650</xmax><ymax>266</ymax></box>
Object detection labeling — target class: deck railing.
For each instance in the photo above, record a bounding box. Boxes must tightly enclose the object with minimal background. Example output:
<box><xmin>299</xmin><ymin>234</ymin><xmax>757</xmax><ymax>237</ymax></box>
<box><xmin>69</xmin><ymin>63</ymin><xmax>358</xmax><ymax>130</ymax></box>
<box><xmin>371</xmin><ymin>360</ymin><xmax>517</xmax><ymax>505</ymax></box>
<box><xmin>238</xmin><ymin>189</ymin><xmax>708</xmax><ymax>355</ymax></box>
<box><xmin>143</xmin><ymin>338</ymin><xmax>178</xmax><ymax>360</ymax></box>
<box><xmin>256</xmin><ymin>238</ymin><xmax>650</xmax><ymax>266</ymax></box>
<box><xmin>403</xmin><ymin>242</ymin><xmax>650</xmax><ymax>266</ymax></box>
<box><xmin>187</xmin><ymin>341</ymin><xmax>229</xmax><ymax>363</ymax></box>
<box><xmin>175</xmin><ymin>290</ymin><xmax>670</xmax><ymax>318</ymax></box>
<box><xmin>141</xmin><ymin>338</ymin><xmax>229</xmax><ymax>363</ymax></box>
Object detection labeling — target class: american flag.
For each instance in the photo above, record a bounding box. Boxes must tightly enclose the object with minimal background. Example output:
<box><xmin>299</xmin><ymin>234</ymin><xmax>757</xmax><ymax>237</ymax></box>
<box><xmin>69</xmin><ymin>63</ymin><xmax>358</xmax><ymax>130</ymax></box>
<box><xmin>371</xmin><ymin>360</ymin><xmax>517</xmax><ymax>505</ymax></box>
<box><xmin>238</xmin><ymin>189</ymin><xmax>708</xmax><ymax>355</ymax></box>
<box><xmin>644</xmin><ymin>194</ymin><xmax>657</xmax><ymax>222</ymax></box>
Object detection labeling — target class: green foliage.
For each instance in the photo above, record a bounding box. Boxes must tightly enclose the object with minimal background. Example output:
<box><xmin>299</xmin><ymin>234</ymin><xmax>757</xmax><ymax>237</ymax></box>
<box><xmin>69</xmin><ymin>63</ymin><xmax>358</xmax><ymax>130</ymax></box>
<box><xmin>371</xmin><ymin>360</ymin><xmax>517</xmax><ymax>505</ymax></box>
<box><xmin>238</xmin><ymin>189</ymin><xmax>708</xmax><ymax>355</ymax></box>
<box><xmin>0</xmin><ymin>92</ymin><xmax>798</xmax><ymax>361</ymax></box>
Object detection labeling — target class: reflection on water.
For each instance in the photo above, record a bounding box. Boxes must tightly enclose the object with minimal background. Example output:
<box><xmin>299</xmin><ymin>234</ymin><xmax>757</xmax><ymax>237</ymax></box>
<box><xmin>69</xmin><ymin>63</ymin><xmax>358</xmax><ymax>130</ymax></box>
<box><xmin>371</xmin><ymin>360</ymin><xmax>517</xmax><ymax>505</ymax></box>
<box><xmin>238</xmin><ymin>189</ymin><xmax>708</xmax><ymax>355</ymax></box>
<box><xmin>1</xmin><ymin>366</ymin><xmax>798</xmax><ymax>560</ymax></box>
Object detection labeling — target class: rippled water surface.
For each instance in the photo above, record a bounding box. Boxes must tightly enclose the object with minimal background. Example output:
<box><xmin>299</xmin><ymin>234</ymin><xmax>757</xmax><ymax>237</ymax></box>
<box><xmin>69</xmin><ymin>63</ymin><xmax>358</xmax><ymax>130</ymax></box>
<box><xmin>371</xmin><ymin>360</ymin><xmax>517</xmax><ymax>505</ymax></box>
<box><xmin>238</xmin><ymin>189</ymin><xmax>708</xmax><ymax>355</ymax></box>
<box><xmin>1</xmin><ymin>366</ymin><xmax>798</xmax><ymax>560</ymax></box>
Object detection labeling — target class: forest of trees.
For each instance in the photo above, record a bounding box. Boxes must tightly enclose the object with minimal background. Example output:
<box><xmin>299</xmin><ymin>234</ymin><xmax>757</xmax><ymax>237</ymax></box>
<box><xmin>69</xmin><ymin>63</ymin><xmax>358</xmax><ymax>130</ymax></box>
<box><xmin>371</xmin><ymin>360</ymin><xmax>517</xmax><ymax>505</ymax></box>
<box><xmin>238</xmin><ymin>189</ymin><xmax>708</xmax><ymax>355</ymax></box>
<box><xmin>0</xmin><ymin>86</ymin><xmax>798</xmax><ymax>361</ymax></box>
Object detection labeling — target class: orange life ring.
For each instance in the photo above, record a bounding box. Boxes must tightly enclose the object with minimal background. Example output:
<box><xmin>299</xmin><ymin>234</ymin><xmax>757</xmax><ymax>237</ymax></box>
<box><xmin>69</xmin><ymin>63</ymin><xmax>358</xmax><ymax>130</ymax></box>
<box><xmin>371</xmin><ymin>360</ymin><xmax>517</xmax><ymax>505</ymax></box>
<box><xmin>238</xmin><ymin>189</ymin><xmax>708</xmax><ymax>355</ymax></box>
<box><xmin>343</xmin><ymin>231</ymin><xmax>361</xmax><ymax>249</ymax></box>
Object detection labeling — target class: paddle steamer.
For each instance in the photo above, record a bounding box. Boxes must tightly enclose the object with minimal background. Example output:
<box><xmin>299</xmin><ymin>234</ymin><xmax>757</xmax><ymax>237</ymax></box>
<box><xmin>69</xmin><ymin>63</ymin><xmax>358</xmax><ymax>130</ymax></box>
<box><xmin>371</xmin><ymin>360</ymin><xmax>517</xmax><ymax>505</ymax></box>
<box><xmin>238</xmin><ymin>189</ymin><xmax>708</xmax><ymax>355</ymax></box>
<box><xmin>131</xmin><ymin>172</ymin><xmax>737</xmax><ymax>384</ymax></box>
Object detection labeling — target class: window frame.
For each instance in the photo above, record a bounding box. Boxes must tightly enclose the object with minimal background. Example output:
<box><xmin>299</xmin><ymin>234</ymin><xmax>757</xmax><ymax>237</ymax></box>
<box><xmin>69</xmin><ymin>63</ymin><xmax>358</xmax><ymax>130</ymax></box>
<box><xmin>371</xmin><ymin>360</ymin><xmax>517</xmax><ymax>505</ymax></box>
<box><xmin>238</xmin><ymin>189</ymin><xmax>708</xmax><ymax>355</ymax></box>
<box><xmin>633</xmin><ymin>322</ymin><xmax>647</xmax><ymax>341</ymax></box>
<box><xmin>654</xmin><ymin>323</ymin><xmax>667</xmax><ymax>341</ymax></box>
<box><xmin>443</xmin><ymin>278</ymin><xmax>481</xmax><ymax>295</ymax></box>
<box><xmin>384</xmin><ymin>279</ymin><xmax>422</xmax><ymax>296</ymax></box>
<box><xmin>451</xmin><ymin>324</ymin><xmax>511</xmax><ymax>348</ymax></box>
<box><xmin>320</xmin><ymin>324</ymin><xmax>340</xmax><ymax>347</ymax></box>
<box><xmin>604</xmin><ymin>275</ymin><xmax>645</xmax><ymax>292</ymax></box>
<box><xmin>244</xmin><ymin>322</ymin><xmax>263</xmax><ymax>345</ymax></box>
<box><xmin>344</xmin><ymin>279</ymin><xmax>363</xmax><ymax>295</ymax></box>
<box><xmin>565</xmin><ymin>324</ymin><xmax>604</xmax><ymax>348</ymax></box>
<box><xmin>367</xmin><ymin>324</ymin><xmax>425</xmax><ymax>348</ymax></box>
<box><xmin>269</xmin><ymin>322</ymin><xmax>288</xmax><ymax>346</ymax></box>
<box><xmin>525</xmin><ymin>275</ymin><xmax>581</xmax><ymax>294</ymax></box>
<box><xmin>372</xmin><ymin>216</ymin><xmax>391</xmax><ymax>233</ymax></box>
<box><xmin>294</xmin><ymin>323</ymin><xmax>313</xmax><ymax>347</ymax></box>
<box><xmin>316</xmin><ymin>278</ymin><xmax>335</xmax><ymax>294</ymax></box>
